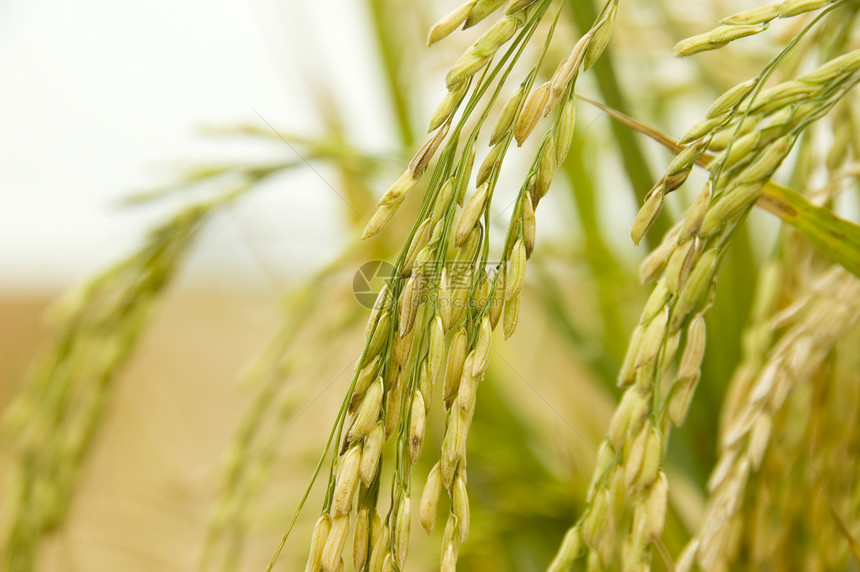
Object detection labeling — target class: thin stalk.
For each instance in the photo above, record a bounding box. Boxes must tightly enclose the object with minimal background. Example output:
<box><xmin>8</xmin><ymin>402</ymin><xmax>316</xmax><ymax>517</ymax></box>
<box><xmin>568</xmin><ymin>0</ymin><xmax>670</xmax><ymax>245</ymax></box>
<box><xmin>562</xmin><ymin>129</ymin><xmax>633</xmax><ymax>368</ymax></box>
<box><xmin>367</xmin><ymin>0</ymin><xmax>415</xmax><ymax>147</ymax></box>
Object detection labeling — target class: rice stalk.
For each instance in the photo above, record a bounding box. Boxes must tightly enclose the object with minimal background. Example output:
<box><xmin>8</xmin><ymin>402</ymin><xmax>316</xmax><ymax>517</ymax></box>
<box><xmin>737</xmin><ymin>340</ymin><xmax>860</xmax><ymax>570</ymax></box>
<box><xmin>0</xmin><ymin>186</ymin><xmax>248</xmax><ymax>572</ymax></box>
<box><xmin>674</xmin><ymin>0</ymin><xmax>845</xmax><ymax>57</ymax></box>
<box><xmin>579</xmin><ymin>94</ymin><xmax>860</xmax><ymax>279</ymax></box>
<box><xmin>678</xmin><ymin>266</ymin><xmax>860</xmax><ymax>570</ymax></box>
<box><xmin>268</xmin><ymin>1</ymin><xmax>629</xmax><ymax>569</ymax></box>
<box><xmin>549</xmin><ymin>4</ymin><xmax>860</xmax><ymax>568</ymax></box>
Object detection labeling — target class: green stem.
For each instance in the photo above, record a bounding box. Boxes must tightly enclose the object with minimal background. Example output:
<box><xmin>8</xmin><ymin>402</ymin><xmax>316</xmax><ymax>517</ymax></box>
<box><xmin>562</xmin><ymin>132</ymin><xmax>633</xmax><ymax>369</ymax></box>
<box><xmin>367</xmin><ymin>0</ymin><xmax>415</xmax><ymax>147</ymax></box>
<box><xmin>569</xmin><ymin>0</ymin><xmax>670</xmax><ymax>245</ymax></box>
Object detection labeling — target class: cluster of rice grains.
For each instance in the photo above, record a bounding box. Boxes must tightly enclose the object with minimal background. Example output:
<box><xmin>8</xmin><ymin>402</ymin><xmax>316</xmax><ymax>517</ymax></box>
<box><xmin>282</xmin><ymin>0</ymin><xmax>860</xmax><ymax>570</ymax></box>
<box><xmin>550</xmin><ymin>1</ymin><xmax>860</xmax><ymax>571</ymax></box>
<box><xmin>289</xmin><ymin>1</ymin><xmax>620</xmax><ymax>570</ymax></box>
<box><xmin>678</xmin><ymin>267</ymin><xmax>860</xmax><ymax>570</ymax></box>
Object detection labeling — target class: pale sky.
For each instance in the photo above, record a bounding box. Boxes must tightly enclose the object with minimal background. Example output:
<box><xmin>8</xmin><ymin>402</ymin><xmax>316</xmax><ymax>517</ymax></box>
<box><xmin>0</xmin><ymin>0</ymin><xmax>398</xmax><ymax>293</ymax></box>
<box><xmin>0</xmin><ymin>0</ymin><xmax>665</xmax><ymax>296</ymax></box>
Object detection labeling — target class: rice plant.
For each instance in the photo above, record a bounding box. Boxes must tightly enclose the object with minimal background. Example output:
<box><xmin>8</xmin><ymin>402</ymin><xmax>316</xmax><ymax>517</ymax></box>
<box><xmin>3</xmin><ymin>0</ymin><xmax>860</xmax><ymax>571</ymax></box>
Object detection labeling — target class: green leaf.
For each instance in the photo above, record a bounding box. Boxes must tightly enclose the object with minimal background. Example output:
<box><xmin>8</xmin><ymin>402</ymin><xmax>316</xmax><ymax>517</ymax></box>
<box><xmin>759</xmin><ymin>181</ymin><xmax>860</xmax><ymax>278</ymax></box>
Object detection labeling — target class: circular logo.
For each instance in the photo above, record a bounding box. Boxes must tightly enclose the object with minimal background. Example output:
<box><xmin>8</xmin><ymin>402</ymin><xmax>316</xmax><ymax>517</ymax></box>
<box><xmin>353</xmin><ymin>260</ymin><xmax>396</xmax><ymax>309</ymax></box>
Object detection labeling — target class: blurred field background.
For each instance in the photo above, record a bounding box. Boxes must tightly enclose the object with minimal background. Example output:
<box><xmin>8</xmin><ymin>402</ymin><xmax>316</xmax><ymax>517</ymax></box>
<box><xmin>0</xmin><ymin>291</ymin><xmax>275</xmax><ymax>570</ymax></box>
<box><xmin>2</xmin><ymin>0</ymin><xmax>859</xmax><ymax>571</ymax></box>
<box><xmin>0</xmin><ymin>286</ymin><xmax>621</xmax><ymax>571</ymax></box>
